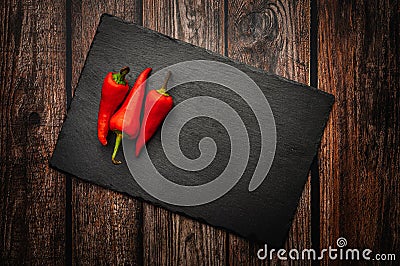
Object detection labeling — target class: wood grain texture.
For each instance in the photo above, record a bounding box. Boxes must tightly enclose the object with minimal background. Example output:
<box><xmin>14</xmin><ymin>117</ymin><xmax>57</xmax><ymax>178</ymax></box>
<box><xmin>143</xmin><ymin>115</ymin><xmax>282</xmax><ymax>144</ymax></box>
<box><xmin>227</xmin><ymin>0</ymin><xmax>311</xmax><ymax>265</ymax></box>
<box><xmin>142</xmin><ymin>0</ymin><xmax>226</xmax><ymax>265</ymax></box>
<box><xmin>70</xmin><ymin>0</ymin><xmax>143</xmax><ymax>264</ymax></box>
<box><xmin>0</xmin><ymin>0</ymin><xmax>66</xmax><ymax>264</ymax></box>
<box><xmin>1</xmin><ymin>0</ymin><xmax>397</xmax><ymax>264</ymax></box>
<box><xmin>318</xmin><ymin>0</ymin><xmax>400</xmax><ymax>264</ymax></box>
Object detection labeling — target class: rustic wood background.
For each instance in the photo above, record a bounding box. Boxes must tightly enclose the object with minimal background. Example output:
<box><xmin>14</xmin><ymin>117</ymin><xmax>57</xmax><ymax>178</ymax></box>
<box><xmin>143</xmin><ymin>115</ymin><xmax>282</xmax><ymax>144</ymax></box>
<box><xmin>1</xmin><ymin>0</ymin><xmax>399</xmax><ymax>265</ymax></box>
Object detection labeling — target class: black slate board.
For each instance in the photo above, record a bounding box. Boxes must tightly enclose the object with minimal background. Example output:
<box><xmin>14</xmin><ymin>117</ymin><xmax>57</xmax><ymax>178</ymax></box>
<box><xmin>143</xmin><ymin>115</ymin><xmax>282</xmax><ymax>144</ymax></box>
<box><xmin>51</xmin><ymin>14</ymin><xmax>334</xmax><ymax>247</ymax></box>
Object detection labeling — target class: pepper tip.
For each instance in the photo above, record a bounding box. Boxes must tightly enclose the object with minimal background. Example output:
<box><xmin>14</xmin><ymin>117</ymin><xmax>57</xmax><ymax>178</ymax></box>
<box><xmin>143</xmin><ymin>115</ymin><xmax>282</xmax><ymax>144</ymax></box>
<box><xmin>99</xmin><ymin>138</ymin><xmax>107</xmax><ymax>146</ymax></box>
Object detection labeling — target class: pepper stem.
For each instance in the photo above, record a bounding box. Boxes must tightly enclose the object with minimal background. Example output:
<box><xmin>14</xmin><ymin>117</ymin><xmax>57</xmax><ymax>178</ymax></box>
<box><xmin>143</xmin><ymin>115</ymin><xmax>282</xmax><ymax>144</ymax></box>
<box><xmin>111</xmin><ymin>131</ymin><xmax>123</xmax><ymax>165</ymax></box>
<box><xmin>156</xmin><ymin>71</ymin><xmax>171</xmax><ymax>96</ymax></box>
<box><xmin>112</xmin><ymin>66</ymin><xmax>130</xmax><ymax>85</ymax></box>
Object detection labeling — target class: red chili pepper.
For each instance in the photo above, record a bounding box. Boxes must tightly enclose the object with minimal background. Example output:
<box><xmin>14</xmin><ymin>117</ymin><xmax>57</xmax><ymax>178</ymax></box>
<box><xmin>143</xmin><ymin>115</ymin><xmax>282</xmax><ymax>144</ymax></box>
<box><xmin>109</xmin><ymin>68</ymin><xmax>152</xmax><ymax>164</ymax></box>
<box><xmin>136</xmin><ymin>71</ymin><xmax>173</xmax><ymax>157</ymax></box>
<box><xmin>97</xmin><ymin>67</ymin><xmax>130</xmax><ymax>146</ymax></box>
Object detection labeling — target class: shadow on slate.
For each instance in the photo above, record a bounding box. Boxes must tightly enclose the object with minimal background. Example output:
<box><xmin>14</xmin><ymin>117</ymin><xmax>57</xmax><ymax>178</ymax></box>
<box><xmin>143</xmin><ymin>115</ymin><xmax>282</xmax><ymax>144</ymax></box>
<box><xmin>51</xmin><ymin>14</ymin><xmax>334</xmax><ymax>247</ymax></box>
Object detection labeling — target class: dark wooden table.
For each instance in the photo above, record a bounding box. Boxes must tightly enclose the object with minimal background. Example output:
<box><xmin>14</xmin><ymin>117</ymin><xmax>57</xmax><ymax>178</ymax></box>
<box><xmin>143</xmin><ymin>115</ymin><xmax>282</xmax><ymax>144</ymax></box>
<box><xmin>1</xmin><ymin>0</ymin><xmax>399</xmax><ymax>265</ymax></box>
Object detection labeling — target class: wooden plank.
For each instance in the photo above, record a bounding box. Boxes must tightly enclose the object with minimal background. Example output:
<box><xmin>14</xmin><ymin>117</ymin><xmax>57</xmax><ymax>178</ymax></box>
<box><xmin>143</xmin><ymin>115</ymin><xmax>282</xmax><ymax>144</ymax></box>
<box><xmin>227</xmin><ymin>0</ymin><xmax>311</xmax><ymax>264</ymax></box>
<box><xmin>318</xmin><ymin>0</ymin><xmax>400</xmax><ymax>264</ymax></box>
<box><xmin>0</xmin><ymin>0</ymin><xmax>66</xmax><ymax>264</ymax></box>
<box><xmin>70</xmin><ymin>1</ymin><xmax>143</xmax><ymax>264</ymax></box>
<box><xmin>142</xmin><ymin>0</ymin><xmax>227</xmax><ymax>265</ymax></box>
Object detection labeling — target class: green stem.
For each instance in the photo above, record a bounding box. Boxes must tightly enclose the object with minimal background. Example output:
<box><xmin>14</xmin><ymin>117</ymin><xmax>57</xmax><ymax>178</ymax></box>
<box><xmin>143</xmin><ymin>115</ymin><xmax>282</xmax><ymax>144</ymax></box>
<box><xmin>156</xmin><ymin>71</ymin><xmax>171</xmax><ymax>96</ymax></box>
<box><xmin>111</xmin><ymin>131</ymin><xmax>123</xmax><ymax>165</ymax></box>
<box><xmin>112</xmin><ymin>66</ymin><xmax>130</xmax><ymax>85</ymax></box>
